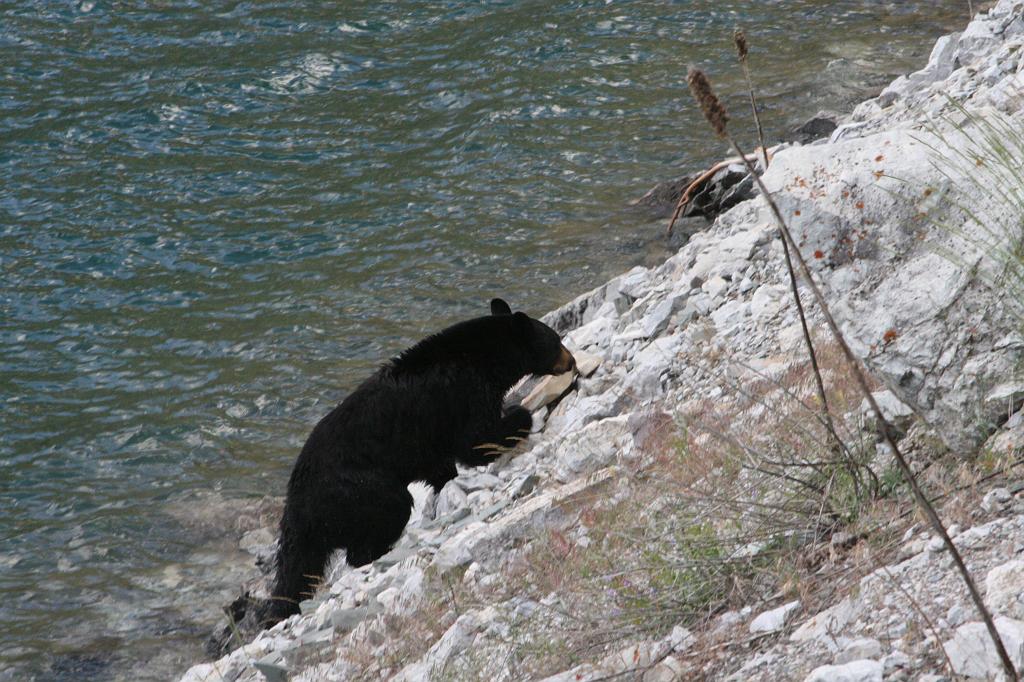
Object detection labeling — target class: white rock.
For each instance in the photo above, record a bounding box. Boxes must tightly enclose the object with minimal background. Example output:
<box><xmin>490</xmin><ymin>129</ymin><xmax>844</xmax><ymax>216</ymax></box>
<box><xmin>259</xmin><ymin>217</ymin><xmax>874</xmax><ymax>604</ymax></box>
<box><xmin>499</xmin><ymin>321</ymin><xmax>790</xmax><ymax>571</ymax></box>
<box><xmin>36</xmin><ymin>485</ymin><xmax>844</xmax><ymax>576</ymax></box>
<box><xmin>434</xmin><ymin>481</ymin><xmax>468</xmax><ymax>519</ymax></box>
<box><xmin>792</xmin><ymin>597</ymin><xmax>856</xmax><ymax>642</ymax></box>
<box><xmin>639</xmin><ymin>293</ymin><xmax>688</xmax><ymax>339</ymax></box>
<box><xmin>881</xmin><ymin>650</ymin><xmax>910</xmax><ymax>673</ymax></box>
<box><xmin>986</xmin><ymin>560</ymin><xmax>1024</xmax><ymax>618</ymax></box>
<box><xmin>859</xmin><ymin>390</ymin><xmax>915</xmax><ymax>433</ymax></box>
<box><xmin>836</xmin><ymin>638</ymin><xmax>882</xmax><ymax>664</ymax></box>
<box><xmin>982</xmin><ymin>487</ymin><xmax>1013</xmax><ymax>512</ymax></box>
<box><xmin>959</xmin><ymin>14</ymin><xmax>1004</xmax><ymax>67</ymax></box>
<box><xmin>616</xmin><ymin>266</ymin><xmax>653</xmax><ymax>301</ymax></box>
<box><xmin>392</xmin><ymin>607</ymin><xmax>498</xmax><ymax>681</ymax></box>
<box><xmin>521</xmin><ymin>371</ymin><xmax>574</xmax><ymax>411</ymax></box>
<box><xmin>574</xmin><ymin>350</ymin><xmax>602</xmax><ymax>377</ymax></box>
<box><xmin>554</xmin><ymin>416</ymin><xmax>630</xmax><ymax>481</ymax></box>
<box><xmin>947</xmin><ymin>604</ymin><xmax>968</xmax><ymax>627</ymax></box>
<box><xmin>718</xmin><ymin>227</ymin><xmax>767</xmax><ymax>260</ymax></box>
<box><xmin>710</xmin><ymin>299</ymin><xmax>749</xmax><ymax>335</ymax></box>
<box><xmin>239</xmin><ymin>527</ymin><xmax>275</xmax><ymax>554</ymax></box>
<box><xmin>749</xmin><ymin>284</ymin><xmax>786</xmax><ymax>320</ymax></box>
<box><xmin>601</xmin><ymin>638</ymin><xmax>672</xmax><ymax>672</ymax></box>
<box><xmin>749</xmin><ymin>600</ymin><xmax>801</xmax><ymax>633</ymax></box>
<box><xmin>642</xmin><ymin>656</ymin><xmax>686</xmax><ymax>682</ymax></box>
<box><xmin>550</xmin><ymin>391</ymin><xmax>618</xmax><ymax>433</ymax></box>
<box><xmin>669</xmin><ymin>625</ymin><xmax>694</xmax><ymax>652</ymax></box>
<box><xmin>803</xmin><ymin>659</ymin><xmax>882</xmax><ymax>682</ymax></box>
<box><xmin>943</xmin><ymin>617</ymin><xmax>1024</xmax><ymax>678</ymax></box>
<box><xmin>702</xmin><ymin>275</ymin><xmax>730</xmax><ymax>301</ymax></box>
<box><xmin>565</xmin><ymin>315</ymin><xmax>614</xmax><ymax>351</ymax></box>
<box><xmin>459</xmin><ymin>472</ymin><xmax>503</xmax><ymax>492</ymax></box>
<box><xmin>431</xmin><ymin>468</ymin><xmax>615</xmax><ymax>573</ymax></box>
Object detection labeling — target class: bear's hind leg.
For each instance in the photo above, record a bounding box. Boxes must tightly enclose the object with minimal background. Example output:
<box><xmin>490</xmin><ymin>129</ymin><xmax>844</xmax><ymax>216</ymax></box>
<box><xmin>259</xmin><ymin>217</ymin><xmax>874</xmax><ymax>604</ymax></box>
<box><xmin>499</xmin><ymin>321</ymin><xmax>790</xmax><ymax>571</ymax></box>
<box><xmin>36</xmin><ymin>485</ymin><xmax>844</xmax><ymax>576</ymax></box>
<box><xmin>330</xmin><ymin>472</ymin><xmax>414</xmax><ymax>568</ymax></box>
<box><xmin>266</xmin><ymin>471</ymin><xmax>412</xmax><ymax>624</ymax></box>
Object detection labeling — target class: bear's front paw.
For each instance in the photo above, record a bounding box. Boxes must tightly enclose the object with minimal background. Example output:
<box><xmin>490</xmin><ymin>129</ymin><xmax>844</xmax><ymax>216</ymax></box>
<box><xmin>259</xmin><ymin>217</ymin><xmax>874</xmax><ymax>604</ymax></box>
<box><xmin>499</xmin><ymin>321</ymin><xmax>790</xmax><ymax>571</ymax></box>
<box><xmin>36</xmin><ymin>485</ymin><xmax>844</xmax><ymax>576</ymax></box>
<box><xmin>504</xmin><ymin>405</ymin><xmax>533</xmax><ymax>435</ymax></box>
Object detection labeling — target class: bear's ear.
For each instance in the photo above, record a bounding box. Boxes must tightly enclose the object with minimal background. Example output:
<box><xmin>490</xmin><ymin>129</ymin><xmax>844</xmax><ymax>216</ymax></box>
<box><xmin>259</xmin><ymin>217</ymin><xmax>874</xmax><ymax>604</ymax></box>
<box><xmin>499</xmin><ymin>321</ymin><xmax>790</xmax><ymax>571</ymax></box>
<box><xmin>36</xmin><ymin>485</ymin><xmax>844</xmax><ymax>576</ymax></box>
<box><xmin>490</xmin><ymin>298</ymin><xmax>512</xmax><ymax>316</ymax></box>
<box><xmin>511</xmin><ymin>311</ymin><xmax>532</xmax><ymax>335</ymax></box>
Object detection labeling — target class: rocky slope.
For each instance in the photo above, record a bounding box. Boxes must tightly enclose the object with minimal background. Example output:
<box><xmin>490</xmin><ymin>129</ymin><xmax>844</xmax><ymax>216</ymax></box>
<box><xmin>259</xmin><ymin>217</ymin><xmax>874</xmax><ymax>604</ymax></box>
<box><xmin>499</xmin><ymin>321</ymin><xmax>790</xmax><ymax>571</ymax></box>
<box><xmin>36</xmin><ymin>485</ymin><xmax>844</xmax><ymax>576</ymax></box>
<box><xmin>182</xmin><ymin>2</ymin><xmax>1024</xmax><ymax>680</ymax></box>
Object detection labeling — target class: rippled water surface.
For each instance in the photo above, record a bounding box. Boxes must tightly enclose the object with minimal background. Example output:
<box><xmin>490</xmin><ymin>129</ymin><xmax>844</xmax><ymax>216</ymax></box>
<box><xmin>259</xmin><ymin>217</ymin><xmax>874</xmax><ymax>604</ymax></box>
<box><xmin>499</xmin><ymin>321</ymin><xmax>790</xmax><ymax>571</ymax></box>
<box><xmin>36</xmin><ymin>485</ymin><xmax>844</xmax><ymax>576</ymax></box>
<box><xmin>1</xmin><ymin>1</ymin><xmax>968</xmax><ymax>678</ymax></box>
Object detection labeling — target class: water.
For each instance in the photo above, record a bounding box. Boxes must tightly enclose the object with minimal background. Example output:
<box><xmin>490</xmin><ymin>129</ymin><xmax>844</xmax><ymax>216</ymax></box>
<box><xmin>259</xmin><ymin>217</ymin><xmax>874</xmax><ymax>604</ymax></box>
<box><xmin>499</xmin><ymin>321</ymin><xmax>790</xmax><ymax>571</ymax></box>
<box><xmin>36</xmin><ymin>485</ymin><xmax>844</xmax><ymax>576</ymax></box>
<box><xmin>1</xmin><ymin>1</ymin><xmax>968</xmax><ymax>678</ymax></box>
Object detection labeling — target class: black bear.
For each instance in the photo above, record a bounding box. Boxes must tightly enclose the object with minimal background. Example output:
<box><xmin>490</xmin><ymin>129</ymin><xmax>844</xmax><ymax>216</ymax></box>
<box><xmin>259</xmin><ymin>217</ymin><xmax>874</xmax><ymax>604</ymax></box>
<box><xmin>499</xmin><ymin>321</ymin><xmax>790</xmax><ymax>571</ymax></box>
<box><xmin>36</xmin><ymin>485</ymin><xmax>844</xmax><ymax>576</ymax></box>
<box><xmin>264</xmin><ymin>298</ymin><xmax>575</xmax><ymax>625</ymax></box>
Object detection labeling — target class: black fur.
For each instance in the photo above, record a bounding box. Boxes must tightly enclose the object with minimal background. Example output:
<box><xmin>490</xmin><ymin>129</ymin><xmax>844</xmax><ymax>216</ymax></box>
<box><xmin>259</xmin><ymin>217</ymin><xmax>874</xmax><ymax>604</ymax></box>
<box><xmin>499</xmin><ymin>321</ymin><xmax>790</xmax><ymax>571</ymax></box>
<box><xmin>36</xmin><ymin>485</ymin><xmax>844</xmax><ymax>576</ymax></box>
<box><xmin>263</xmin><ymin>298</ymin><xmax>573</xmax><ymax>626</ymax></box>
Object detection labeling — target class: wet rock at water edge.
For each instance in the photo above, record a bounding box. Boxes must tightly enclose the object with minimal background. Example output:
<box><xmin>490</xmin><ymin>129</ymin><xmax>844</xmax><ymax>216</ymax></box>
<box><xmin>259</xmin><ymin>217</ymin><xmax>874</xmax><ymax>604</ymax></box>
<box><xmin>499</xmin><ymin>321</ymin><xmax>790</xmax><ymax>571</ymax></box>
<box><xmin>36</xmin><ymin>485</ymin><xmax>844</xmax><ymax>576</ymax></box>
<box><xmin>631</xmin><ymin>164</ymin><xmax>758</xmax><ymax>223</ymax></box>
<box><xmin>790</xmin><ymin>111</ymin><xmax>841</xmax><ymax>144</ymax></box>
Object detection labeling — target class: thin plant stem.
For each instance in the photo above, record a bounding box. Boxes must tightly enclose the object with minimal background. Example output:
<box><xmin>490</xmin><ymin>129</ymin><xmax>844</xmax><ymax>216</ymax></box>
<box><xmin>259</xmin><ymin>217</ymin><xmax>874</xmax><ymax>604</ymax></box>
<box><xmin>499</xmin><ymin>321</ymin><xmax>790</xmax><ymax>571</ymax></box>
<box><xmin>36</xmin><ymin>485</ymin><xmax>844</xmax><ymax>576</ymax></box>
<box><xmin>735</xmin><ymin>28</ymin><xmax>770</xmax><ymax>170</ymax></box>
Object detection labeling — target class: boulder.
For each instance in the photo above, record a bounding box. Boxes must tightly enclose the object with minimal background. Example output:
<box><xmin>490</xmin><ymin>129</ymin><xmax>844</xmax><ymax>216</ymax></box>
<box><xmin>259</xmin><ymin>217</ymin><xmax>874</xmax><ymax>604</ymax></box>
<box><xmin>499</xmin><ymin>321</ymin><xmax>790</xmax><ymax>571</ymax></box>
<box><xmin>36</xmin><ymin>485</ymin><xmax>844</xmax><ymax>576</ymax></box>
<box><xmin>803</xmin><ymin>659</ymin><xmax>882</xmax><ymax>682</ymax></box>
<box><xmin>943</xmin><ymin>617</ymin><xmax>1024</xmax><ymax>678</ymax></box>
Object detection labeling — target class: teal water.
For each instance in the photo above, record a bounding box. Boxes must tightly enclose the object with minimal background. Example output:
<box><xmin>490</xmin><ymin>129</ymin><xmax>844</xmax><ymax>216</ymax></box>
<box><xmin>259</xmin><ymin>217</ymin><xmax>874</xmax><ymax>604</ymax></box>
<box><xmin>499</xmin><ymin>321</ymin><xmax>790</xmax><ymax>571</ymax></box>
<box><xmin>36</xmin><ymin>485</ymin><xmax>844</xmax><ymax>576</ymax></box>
<box><xmin>1</xmin><ymin>1</ymin><xmax>967</xmax><ymax>679</ymax></box>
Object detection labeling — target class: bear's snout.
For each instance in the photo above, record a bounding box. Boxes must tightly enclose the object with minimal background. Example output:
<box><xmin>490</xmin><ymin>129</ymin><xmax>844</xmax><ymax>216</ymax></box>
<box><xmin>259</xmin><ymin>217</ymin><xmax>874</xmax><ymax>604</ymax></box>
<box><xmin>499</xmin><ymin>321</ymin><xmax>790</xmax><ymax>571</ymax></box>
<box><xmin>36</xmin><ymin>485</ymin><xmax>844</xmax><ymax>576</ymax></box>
<box><xmin>552</xmin><ymin>345</ymin><xmax>576</xmax><ymax>374</ymax></box>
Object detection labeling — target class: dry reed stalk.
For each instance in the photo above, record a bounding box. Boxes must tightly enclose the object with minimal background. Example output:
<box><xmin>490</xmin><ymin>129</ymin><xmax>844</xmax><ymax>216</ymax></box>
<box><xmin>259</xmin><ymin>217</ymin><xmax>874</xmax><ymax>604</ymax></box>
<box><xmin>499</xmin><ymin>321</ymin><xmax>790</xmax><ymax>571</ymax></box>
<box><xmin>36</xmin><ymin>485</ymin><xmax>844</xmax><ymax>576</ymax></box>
<box><xmin>687</xmin><ymin>66</ymin><xmax>1018</xmax><ymax>680</ymax></box>
<box><xmin>693</xmin><ymin>58</ymin><xmax>851</xmax><ymax>492</ymax></box>
<box><xmin>734</xmin><ymin>28</ymin><xmax>769</xmax><ymax>171</ymax></box>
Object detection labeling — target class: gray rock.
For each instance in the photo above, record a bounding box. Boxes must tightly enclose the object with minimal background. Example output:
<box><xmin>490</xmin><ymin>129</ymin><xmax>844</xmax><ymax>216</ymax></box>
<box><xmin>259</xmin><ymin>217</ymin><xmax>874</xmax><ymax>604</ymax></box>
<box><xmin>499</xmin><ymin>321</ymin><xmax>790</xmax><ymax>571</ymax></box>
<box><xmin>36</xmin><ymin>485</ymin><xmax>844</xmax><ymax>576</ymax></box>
<box><xmin>435</xmin><ymin>505</ymin><xmax>472</xmax><ymax>529</ymax></box>
<box><xmin>554</xmin><ymin>416</ymin><xmax>630</xmax><ymax>481</ymax></box>
<box><xmin>881</xmin><ymin>650</ymin><xmax>910</xmax><ymax>673</ymax></box>
<box><xmin>521</xmin><ymin>371</ymin><xmax>575</xmax><ymax>412</ymax></box>
<box><xmin>434</xmin><ymin>481</ymin><xmax>468</xmax><ymax>519</ymax></box>
<box><xmin>749</xmin><ymin>600</ymin><xmax>801</xmax><ymax>633</ymax></box>
<box><xmin>763</xmin><ymin>125</ymin><xmax>1024</xmax><ymax>453</ymax></box>
<box><xmin>710</xmin><ymin>300</ymin><xmax>749</xmax><ymax>335</ymax></box>
<box><xmin>392</xmin><ymin>607</ymin><xmax>499</xmax><ymax>682</ymax></box>
<box><xmin>947</xmin><ymin>604</ymin><xmax>968</xmax><ymax>628</ymax></box>
<box><xmin>943</xmin><ymin>617</ymin><xmax>1024</xmax><ymax>678</ymax></box>
<box><xmin>860</xmin><ymin>390</ymin><xmax>916</xmax><ymax>436</ymax></box>
<box><xmin>986</xmin><ymin>560</ymin><xmax>1024</xmax><ymax>618</ymax></box>
<box><xmin>238</xmin><ymin>527</ymin><xmax>275</xmax><ymax>555</ymax></box>
<box><xmin>477</xmin><ymin>497</ymin><xmax>511</xmax><ymax>520</ymax></box>
<box><xmin>505</xmin><ymin>473</ymin><xmax>540</xmax><ymax>499</ymax></box>
<box><xmin>836</xmin><ymin>638</ymin><xmax>882</xmax><ymax>664</ymax></box>
<box><xmin>803</xmin><ymin>659</ymin><xmax>882</xmax><ymax>682</ymax></box>
<box><xmin>431</xmin><ymin>468</ymin><xmax>615</xmax><ymax>573</ymax></box>
<box><xmin>792</xmin><ymin>111</ymin><xmax>840</xmax><ymax>144</ymax></box>
<box><xmin>640</xmin><ymin>293</ymin><xmax>688</xmax><ymax>339</ymax></box>
<box><xmin>982</xmin><ymin>487</ymin><xmax>1013</xmax><ymax>512</ymax></box>
<box><xmin>459</xmin><ymin>472</ymin><xmax>504</xmax><ymax>493</ymax></box>
<box><xmin>331</xmin><ymin>603</ymin><xmax>380</xmax><ymax>631</ymax></box>
<box><xmin>792</xmin><ymin>597</ymin><xmax>856</xmax><ymax>642</ymax></box>
<box><xmin>669</xmin><ymin>625</ymin><xmax>695</xmax><ymax>652</ymax></box>
<box><xmin>373</xmin><ymin>546</ymin><xmax>417</xmax><ymax>570</ymax></box>
<box><xmin>574</xmin><ymin>350</ymin><xmax>602</xmax><ymax>378</ymax></box>
<box><xmin>601</xmin><ymin>638</ymin><xmax>673</xmax><ymax>673</ymax></box>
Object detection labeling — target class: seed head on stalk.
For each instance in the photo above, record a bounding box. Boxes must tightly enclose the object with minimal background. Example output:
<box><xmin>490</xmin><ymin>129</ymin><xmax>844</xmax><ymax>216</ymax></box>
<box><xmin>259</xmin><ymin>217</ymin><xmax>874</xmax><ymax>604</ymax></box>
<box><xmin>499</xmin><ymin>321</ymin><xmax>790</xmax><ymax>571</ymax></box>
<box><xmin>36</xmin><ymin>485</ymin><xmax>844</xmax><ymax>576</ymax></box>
<box><xmin>733</xmin><ymin>28</ymin><xmax>749</xmax><ymax>62</ymax></box>
<box><xmin>687</xmin><ymin>67</ymin><xmax>729</xmax><ymax>139</ymax></box>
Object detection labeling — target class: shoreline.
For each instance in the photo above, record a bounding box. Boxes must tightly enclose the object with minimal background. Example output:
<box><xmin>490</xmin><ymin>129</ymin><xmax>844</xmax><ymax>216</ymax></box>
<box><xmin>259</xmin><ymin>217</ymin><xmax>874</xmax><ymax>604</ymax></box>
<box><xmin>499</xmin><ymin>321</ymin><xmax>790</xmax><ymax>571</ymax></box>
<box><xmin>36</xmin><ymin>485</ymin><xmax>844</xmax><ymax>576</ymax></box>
<box><xmin>182</xmin><ymin>2</ymin><xmax>1024</xmax><ymax>680</ymax></box>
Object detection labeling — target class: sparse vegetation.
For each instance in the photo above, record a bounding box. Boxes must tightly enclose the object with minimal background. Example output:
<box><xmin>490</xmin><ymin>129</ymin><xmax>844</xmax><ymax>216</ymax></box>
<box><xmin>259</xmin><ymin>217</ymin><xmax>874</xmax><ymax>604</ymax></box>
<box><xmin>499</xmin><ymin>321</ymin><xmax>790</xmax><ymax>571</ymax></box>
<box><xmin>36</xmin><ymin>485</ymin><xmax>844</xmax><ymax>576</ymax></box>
<box><xmin>334</xmin><ymin>340</ymin><xmax>941</xmax><ymax>680</ymax></box>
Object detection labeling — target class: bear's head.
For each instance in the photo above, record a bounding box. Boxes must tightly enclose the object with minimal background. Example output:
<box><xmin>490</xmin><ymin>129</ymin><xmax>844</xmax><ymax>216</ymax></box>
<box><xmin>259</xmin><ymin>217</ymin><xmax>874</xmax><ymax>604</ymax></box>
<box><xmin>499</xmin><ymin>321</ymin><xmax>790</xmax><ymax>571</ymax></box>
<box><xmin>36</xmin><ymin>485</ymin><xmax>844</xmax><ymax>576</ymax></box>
<box><xmin>490</xmin><ymin>298</ymin><xmax>576</xmax><ymax>377</ymax></box>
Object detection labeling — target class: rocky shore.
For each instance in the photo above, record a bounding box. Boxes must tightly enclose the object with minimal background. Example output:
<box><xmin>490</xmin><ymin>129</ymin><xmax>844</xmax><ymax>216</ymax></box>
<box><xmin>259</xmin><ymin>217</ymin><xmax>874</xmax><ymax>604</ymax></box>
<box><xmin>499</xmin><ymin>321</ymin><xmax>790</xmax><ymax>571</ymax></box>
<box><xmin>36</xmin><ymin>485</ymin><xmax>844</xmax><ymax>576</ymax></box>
<box><xmin>183</xmin><ymin>2</ymin><xmax>1024</xmax><ymax>680</ymax></box>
